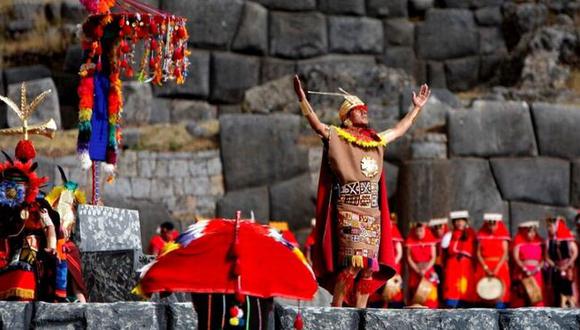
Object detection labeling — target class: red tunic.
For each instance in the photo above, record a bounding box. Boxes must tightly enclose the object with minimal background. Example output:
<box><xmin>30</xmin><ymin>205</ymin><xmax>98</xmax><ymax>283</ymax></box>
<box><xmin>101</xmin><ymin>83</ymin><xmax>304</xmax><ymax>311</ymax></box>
<box><xmin>443</xmin><ymin>227</ymin><xmax>476</xmax><ymax>303</ymax></box>
<box><xmin>405</xmin><ymin>230</ymin><xmax>438</xmax><ymax>308</ymax></box>
<box><xmin>474</xmin><ymin>222</ymin><xmax>511</xmax><ymax>304</ymax></box>
<box><xmin>312</xmin><ymin>145</ymin><xmax>395</xmax><ymax>306</ymax></box>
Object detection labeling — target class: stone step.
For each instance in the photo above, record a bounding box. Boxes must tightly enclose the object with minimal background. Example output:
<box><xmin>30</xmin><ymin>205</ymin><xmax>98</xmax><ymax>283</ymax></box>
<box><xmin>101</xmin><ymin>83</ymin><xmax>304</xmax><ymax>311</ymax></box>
<box><xmin>2</xmin><ymin>301</ymin><xmax>580</xmax><ymax>329</ymax></box>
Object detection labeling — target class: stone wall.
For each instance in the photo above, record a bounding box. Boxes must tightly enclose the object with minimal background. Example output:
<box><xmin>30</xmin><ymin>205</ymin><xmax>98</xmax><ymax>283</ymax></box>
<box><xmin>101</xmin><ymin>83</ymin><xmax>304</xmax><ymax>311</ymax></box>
<box><xmin>35</xmin><ymin>149</ymin><xmax>224</xmax><ymax>244</ymax></box>
<box><xmin>3</xmin><ymin>302</ymin><xmax>580</xmax><ymax>329</ymax></box>
<box><xmin>2</xmin><ymin>0</ymin><xmax>578</xmax><ymax>129</ymax></box>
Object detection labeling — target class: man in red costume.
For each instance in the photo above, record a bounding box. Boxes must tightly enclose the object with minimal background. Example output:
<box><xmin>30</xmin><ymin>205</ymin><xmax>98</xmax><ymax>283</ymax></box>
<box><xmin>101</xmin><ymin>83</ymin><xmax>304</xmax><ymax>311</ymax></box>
<box><xmin>442</xmin><ymin>210</ymin><xmax>476</xmax><ymax>308</ymax></box>
<box><xmin>293</xmin><ymin>75</ymin><xmax>431</xmax><ymax>307</ymax></box>
<box><xmin>405</xmin><ymin>221</ymin><xmax>438</xmax><ymax>308</ymax></box>
<box><xmin>474</xmin><ymin>213</ymin><xmax>511</xmax><ymax>308</ymax></box>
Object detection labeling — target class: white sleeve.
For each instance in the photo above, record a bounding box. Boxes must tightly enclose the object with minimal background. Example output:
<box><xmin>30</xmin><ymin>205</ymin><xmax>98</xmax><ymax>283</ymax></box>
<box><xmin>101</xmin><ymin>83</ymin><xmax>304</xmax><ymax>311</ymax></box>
<box><xmin>441</xmin><ymin>232</ymin><xmax>452</xmax><ymax>249</ymax></box>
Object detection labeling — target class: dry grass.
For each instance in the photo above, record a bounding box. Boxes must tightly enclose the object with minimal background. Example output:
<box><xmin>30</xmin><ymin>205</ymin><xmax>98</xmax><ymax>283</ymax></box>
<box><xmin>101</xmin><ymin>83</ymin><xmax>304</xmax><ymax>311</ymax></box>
<box><xmin>0</xmin><ymin>129</ymin><xmax>78</xmax><ymax>157</ymax></box>
<box><xmin>136</xmin><ymin>123</ymin><xmax>218</xmax><ymax>152</ymax></box>
<box><xmin>0</xmin><ymin>123</ymin><xmax>219</xmax><ymax>157</ymax></box>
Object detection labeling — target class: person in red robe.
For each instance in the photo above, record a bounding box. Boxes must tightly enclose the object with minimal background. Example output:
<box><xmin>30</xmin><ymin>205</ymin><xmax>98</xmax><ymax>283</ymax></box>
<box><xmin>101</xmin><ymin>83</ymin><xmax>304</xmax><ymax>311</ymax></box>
<box><xmin>428</xmin><ymin>217</ymin><xmax>449</xmax><ymax>305</ymax></box>
<box><xmin>148</xmin><ymin>222</ymin><xmax>179</xmax><ymax>257</ymax></box>
<box><xmin>304</xmin><ymin>218</ymin><xmax>316</xmax><ymax>265</ymax></box>
<box><xmin>545</xmin><ymin>216</ymin><xmax>578</xmax><ymax>307</ymax></box>
<box><xmin>442</xmin><ymin>210</ymin><xmax>476</xmax><ymax>308</ymax></box>
<box><xmin>474</xmin><ymin>213</ymin><xmax>511</xmax><ymax>308</ymax></box>
<box><xmin>405</xmin><ymin>222</ymin><xmax>438</xmax><ymax>308</ymax></box>
<box><xmin>511</xmin><ymin>221</ymin><xmax>545</xmax><ymax>307</ymax></box>
<box><xmin>294</xmin><ymin>76</ymin><xmax>431</xmax><ymax>307</ymax></box>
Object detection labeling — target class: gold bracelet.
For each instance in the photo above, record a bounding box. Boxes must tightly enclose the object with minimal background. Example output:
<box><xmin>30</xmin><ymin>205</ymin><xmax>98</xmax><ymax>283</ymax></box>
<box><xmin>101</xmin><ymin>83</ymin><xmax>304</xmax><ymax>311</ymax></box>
<box><xmin>299</xmin><ymin>99</ymin><xmax>312</xmax><ymax>116</ymax></box>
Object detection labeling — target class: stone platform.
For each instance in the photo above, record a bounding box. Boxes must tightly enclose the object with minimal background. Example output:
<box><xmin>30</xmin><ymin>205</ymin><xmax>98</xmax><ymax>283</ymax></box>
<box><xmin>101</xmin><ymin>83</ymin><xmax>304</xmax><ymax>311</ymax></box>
<box><xmin>2</xmin><ymin>302</ymin><xmax>580</xmax><ymax>329</ymax></box>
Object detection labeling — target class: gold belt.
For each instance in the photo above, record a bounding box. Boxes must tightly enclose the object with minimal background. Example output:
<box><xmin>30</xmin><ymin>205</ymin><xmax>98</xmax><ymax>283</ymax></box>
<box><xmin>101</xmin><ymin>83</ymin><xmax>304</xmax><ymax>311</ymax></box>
<box><xmin>338</xmin><ymin>181</ymin><xmax>379</xmax><ymax>208</ymax></box>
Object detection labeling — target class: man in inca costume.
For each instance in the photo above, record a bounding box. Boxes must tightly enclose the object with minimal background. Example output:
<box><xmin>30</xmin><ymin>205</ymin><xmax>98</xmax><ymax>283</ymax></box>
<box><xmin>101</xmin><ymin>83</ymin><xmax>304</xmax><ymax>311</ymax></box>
<box><xmin>293</xmin><ymin>75</ymin><xmax>430</xmax><ymax>307</ymax></box>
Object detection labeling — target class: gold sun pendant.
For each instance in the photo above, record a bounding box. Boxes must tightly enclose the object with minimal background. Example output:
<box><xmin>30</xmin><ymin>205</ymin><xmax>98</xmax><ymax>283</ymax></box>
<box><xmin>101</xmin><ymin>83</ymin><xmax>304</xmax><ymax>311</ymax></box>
<box><xmin>360</xmin><ymin>156</ymin><xmax>379</xmax><ymax>178</ymax></box>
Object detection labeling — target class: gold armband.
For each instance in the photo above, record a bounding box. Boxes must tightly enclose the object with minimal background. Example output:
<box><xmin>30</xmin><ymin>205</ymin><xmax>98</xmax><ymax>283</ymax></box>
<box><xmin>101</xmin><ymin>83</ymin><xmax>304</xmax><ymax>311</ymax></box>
<box><xmin>299</xmin><ymin>99</ymin><xmax>312</xmax><ymax>116</ymax></box>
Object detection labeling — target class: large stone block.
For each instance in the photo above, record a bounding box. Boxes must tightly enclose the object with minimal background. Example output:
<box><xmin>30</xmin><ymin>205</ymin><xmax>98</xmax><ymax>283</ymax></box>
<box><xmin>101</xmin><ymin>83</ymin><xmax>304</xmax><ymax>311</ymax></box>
<box><xmin>439</xmin><ymin>309</ymin><xmax>500</xmax><ymax>330</ymax></box>
<box><xmin>105</xmin><ymin>199</ymin><xmax>173</xmax><ymax>254</ymax></box>
<box><xmin>77</xmin><ymin>205</ymin><xmax>141</xmax><ymax>252</ymax></box>
<box><xmin>444</xmin><ymin>56</ymin><xmax>480</xmax><ymax>91</ymax></box>
<box><xmin>510</xmin><ymin>202</ymin><xmax>578</xmax><ymax>237</ymax></box>
<box><xmin>3</xmin><ymin>65</ymin><xmax>51</xmax><ymax>85</ymax></box>
<box><xmin>82</xmin><ymin>250</ymin><xmax>139</xmax><ymax>302</ymax></box>
<box><xmin>298</xmin><ymin>60</ymin><xmax>413</xmax><ymax>124</ymax></box>
<box><xmin>573</xmin><ymin>160</ymin><xmax>580</xmax><ymax>208</ymax></box>
<box><xmin>384</xmin><ymin>19</ymin><xmax>415</xmax><ymax>47</ymax></box>
<box><xmin>217</xmin><ymin>186</ymin><xmax>270</xmax><ymax>222</ymax></box>
<box><xmin>498</xmin><ymin>308</ymin><xmax>580</xmax><ymax>330</ymax></box>
<box><xmin>153</xmin><ymin>50</ymin><xmax>210</xmax><ymax>99</ymax></box>
<box><xmin>531</xmin><ymin>103</ymin><xmax>580</xmax><ymax>159</ymax></box>
<box><xmin>427</xmin><ymin>61</ymin><xmax>446</xmax><ymax>88</ymax></box>
<box><xmin>210</xmin><ymin>52</ymin><xmax>260</xmax><ymax>103</ymax></box>
<box><xmin>232</xmin><ymin>2</ymin><xmax>268</xmax><ymax>55</ymax></box>
<box><xmin>276</xmin><ymin>305</ymin><xmax>360</xmax><ymax>330</ymax></box>
<box><xmin>243</xmin><ymin>75</ymin><xmax>295</xmax><ymax>113</ymax></box>
<box><xmin>161</xmin><ymin>0</ymin><xmax>243</xmax><ymax>49</ymax></box>
<box><xmin>479</xmin><ymin>27</ymin><xmax>507</xmax><ymax>55</ymax></box>
<box><xmin>491</xmin><ymin>158</ymin><xmax>570</xmax><ymax>206</ymax></box>
<box><xmin>408</xmin><ymin>94</ymin><xmax>452</xmax><ymax>130</ymax></box>
<box><xmin>122</xmin><ymin>81</ymin><xmax>152</xmax><ymax>126</ymax></box>
<box><xmin>261</xmin><ymin>58</ymin><xmax>296</xmax><ymax>82</ymax></box>
<box><xmin>6</xmin><ymin>78</ymin><xmax>62</xmax><ymax>129</ymax></box>
<box><xmin>411</xmin><ymin>133</ymin><xmax>448</xmax><ymax>159</ymax></box>
<box><xmin>319</xmin><ymin>0</ymin><xmax>365</xmax><ymax>15</ymax></box>
<box><xmin>254</xmin><ymin>0</ymin><xmax>315</xmax><ymax>11</ymax></box>
<box><xmin>328</xmin><ymin>16</ymin><xmax>383</xmax><ymax>54</ymax></box>
<box><xmin>167</xmin><ymin>302</ymin><xmax>197</xmax><ymax>329</ymax></box>
<box><xmin>270</xmin><ymin>12</ymin><xmax>327</xmax><ymax>59</ymax></box>
<box><xmin>0</xmin><ymin>302</ymin><xmax>31</xmax><ymax>329</ymax></box>
<box><xmin>90</xmin><ymin>303</ymin><xmax>163</xmax><ymax>328</ymax></box>
<box><xmin>416</xmin><ymin>9</ymin><xmax>479</xmax><ymax>61</ymax></box>
<box><xmin>449</xmin><ymin>158</ymin><xmax>509</xmax><ymax>230</ymax></box>
<box><xmin>399</xmin><ymin>160</ymin><xmax>452</xmax><ymax>233</ymax></box>
<box><xmin>270</xmin><ymin>174</ymin><xmax>315</xmax><ymax>229</ymax></box>
<box><xmin>475</xmin><ymin>6</ymin><xmax>503</xmax><ymax>26</ymax></box>
<box><xmin>220</xmin><ymin>114</ymin><xmax>309</xmax><ymax>190</ymax></box>
<box><xmin>33</xmin><ymin>302</ymin><xmax>86</xmax><ymax>328</ymax></box>
<box><xmin>364</xmin><ymin>309</ymin><xmax>440</xmax><ymax>329</ymax></box>
<box><xmin>364</xmin><ymin>309</ymin><xmax>499</xmax><ymax>329</ymax></box>
<box><xmin>448</xmin><ymin>101</ymin><xmax>538</xmax><ymax>157</ymax></box>
<box><xmin>367</xmin><ymin>0</ymin><xmax>408</xmax><ymax>18</ymax></box>
<box><xmin>385</xmin><ymin>161</ymin><xmax>400</xmax><ymax>198</ymax></box>
<box><xmin>383</xmin><ymin>47</ymin><xmax>417</xmax><ymax>75</ymax></box>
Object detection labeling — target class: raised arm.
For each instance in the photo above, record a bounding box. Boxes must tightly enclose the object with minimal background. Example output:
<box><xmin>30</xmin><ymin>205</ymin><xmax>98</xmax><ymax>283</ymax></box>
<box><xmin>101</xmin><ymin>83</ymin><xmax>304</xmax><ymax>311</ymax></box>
<box><xmin>380</xmin><ymin>84</ymin><xmax>431</xmax><ymax>144</ymax></box>
<box><xmin>294</xmin><ymin>75</ymin><xmax>329</xmax><ymax>139</ymax></box>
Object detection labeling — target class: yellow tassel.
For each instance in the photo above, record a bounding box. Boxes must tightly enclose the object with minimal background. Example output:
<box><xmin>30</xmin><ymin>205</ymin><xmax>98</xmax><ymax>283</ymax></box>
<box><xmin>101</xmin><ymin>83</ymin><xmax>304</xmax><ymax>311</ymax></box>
<box><xmin>45</xmin><ymin>186</ymin><xmax>65</xmax><ymax>205</ymax></box>
<box><xmin>334</xmin><ymin>126</ymin><xmax>387</xmax><ymax>148</ymax></box>
<box><xmin>160</xmin><ymin>241</ymin><xmax>181</xmax><ymax>257</ymax></box>
<box><xmin>75</xmin><ymin>190</ymin><xmax>87</xmax><ymax>205</ymax></box>
<box><xmin>131</xmin><ymin>284</ymin><xmax>150</xmax><ymax>299</ymax></box>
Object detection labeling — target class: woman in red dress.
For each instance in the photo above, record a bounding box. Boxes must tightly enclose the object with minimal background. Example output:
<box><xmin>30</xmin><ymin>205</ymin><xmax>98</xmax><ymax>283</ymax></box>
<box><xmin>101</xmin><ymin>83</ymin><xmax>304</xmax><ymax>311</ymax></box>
<box><xmin>511</xmin><ymin>221</ymin><xmax>545</xmax><ymax>307</ymax></box>
<box><xmin>442</xmin><ymin>210</ymin><xmax>476</xmax><ymax>308</ymax></box>
<box><xmin>474</xmin><ymin>213</ymin><xmax>511</xmax><ymax>308</ymax></box>
<box><xmin>428</xmin><ymin>217</ymin><xmax>449</xmax><ymax>305</ymax></box>
<box><xmin>405</xmin><ymin>222</ymin><xmax>438</xmax><ymax>308</ymax></box>
<box><xmin>545</xmin><ymin>216</ymin><xmax>578</xmax><ymax>307</ymax></box>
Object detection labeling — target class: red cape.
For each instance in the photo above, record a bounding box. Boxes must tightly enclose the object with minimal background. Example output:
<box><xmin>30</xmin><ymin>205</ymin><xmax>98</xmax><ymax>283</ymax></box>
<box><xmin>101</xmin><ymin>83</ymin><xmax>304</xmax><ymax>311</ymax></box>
<box><xmin>312</xmin><ymin>148</ymin><xmax>396</xmax><ymax>301</ymax></box>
